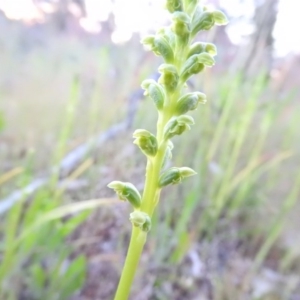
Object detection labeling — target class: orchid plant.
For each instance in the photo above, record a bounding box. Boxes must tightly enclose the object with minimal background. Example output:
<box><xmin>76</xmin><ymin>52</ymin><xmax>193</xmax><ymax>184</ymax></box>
<box><xmin>108</xmin><ymin>1</ymin><xmax>228</xmax><ymax>299</ymax></box>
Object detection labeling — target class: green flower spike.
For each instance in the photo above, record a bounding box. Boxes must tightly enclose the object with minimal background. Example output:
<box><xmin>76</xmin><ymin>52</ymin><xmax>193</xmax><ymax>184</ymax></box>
<box><xmin>159</xmin><ymin>167</ymin><xmax>197</xmax><ymax>187</ymax></box>
<box><xmin>112</xmin><ymin>1</ymin><xmax>228</xmax><ymax>299</ymax></box>
<box><xmin>107</xmin><ymin>181</ymin><xmax>141</xmax><ymax>209</ymax></box>
<box><xmin>129</xmin><ymin>211</ymin><xmax>152</xmax><ymax>232</ymax></box>
<box><xmin>163</xmin><ymin>115</ymin><xmax>195</xmax><ymax>139</ymax></box>
<box><xmin>133</xmin><ymin>129</ymin><xmax>158</xmax><ymax>157</ymax></box>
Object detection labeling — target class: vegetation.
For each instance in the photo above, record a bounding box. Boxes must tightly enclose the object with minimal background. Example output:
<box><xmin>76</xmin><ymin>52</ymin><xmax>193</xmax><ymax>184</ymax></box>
<box><xmin>0</xmin><ymin>0</ymin><xmax>299</xmax><ymax>299</ymax></box>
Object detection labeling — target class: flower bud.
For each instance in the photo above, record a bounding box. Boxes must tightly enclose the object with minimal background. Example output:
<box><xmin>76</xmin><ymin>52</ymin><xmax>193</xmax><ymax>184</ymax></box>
<box><xmin>164</xmin><ymin>115</ymin><xmax>194</xmax><ymax>139</ymax></box>
<box><xmin>129</xmin><ymin>211</ymin><xmax>151</xmax><ymax>232</ymax></box>
<box><xmin>159</xmin><ymin>167</ymin><xmax>197</xmax><ymax>187</ymax></box>
<box><xmin>180</xmin><ymin>55</ymin><xmax>204</xmax><ymax>82</ymax></box>
<box><xmin>187</xmin><ymin>42</ymin><xmax>205</xmax><ymax>58</ymax></box>
<box><xmin>158</xmin><ymin>64</ymin><xmax>179</xmax><ymax>93</ymax></box>
<box><xmin>133</xmin><ymin>129</ymin><xmax>158</xmax><ymax>157</ymax></box>
<box><xmin>141</xmin><ymin>79</ymin><xmax>166</xmax><ymax>110</ymax></box>
<box><xmin>175</xmin><ymin>92</ymin><xmax>207</xmax><ymax>115</ymax></box>
<box><xmin>187</xmin><ymin>42</ymin><xmax>217</xmax><ymax>58</ymax></box>
<box><xmin>212</xmin><ymin>10</ymin><xmax>228</xmax><ymax>25</ymax></box>
<box><xmin>197</xmin><ymin>52</ymin><xmax>215</xmax><ymax>66</ymax></box>
<box><xmin>205</xmin><ymin>43</ymin><xmax>218</xmax><ymax>56</ymax></box>
<box><xmin>141</xmin><ymin>34</ymin><xmax>174</xmax><ymax>63</ymax></box>
<box><xmin>191</xmin><ymin>11</ymin><xmax>215</xmax><ymax>36</ymax></box>
<box><xmin>181</xmin><ymin>53</ymin><xmax>215</xmax><ymax>82</ymax></box>
<box><xmin>165</xmin><ymin>0</ymin><xmax>182</xmax><ymax>13</ymax></box>
<box><xmin>141</xmin><ymin>35</ymin><xmax>156</xmax><ymax>51</ymax></box>
<box><xmin>107</xmin><ymin>181</ymin><xmax>141</xmax><ymax>209</ymax></box>
<box><xmin>158</xmin><ymin>27</ymin><xmax>176</xmax><ymax>50</ymax></box>
<box><xmin>155</xmin><ymin>35</ymin><xmax>174</xmax><ymax>63</ymax></box>
<box><xmin>171</xmin><ymin>12</ymin><xmax>191</xmax><ymax>38</ymax></box>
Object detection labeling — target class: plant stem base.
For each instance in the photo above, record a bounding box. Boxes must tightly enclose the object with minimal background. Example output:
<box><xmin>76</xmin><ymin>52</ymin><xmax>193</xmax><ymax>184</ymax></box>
<box><xmin>114</xmin><ymin>226</ymin><xmax>146</xmax><ymax>300</ymax></box>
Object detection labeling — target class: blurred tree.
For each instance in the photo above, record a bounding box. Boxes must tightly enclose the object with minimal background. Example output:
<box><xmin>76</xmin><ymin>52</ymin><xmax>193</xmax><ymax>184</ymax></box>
<box><xmin>242</xmin><ymin>0</ymin><xmax>279</xmax><ymax>77</ymax></box>
<box><xmin>33</xmin><ymin>0</ymin><xmax>86</xmax><ymax>31</ymax></box>
<box><xmin>72</xmin><ymin>0</ymin><xmax>86</xmax><ymax>16</ymax></box>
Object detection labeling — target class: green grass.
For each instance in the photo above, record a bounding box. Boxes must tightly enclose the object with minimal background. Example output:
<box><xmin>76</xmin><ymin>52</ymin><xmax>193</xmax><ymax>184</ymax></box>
<box><xmin>135</xmin><ymin>70</ymin><xmax>300</xmax><ymax>298</ymax></box>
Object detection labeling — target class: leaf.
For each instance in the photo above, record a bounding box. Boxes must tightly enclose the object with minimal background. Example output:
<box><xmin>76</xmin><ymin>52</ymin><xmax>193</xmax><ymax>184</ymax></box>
<box><xmin>30</xmin><ymin>264</ymin><xmax>46</xmax><ymax>290</ymax></box>
<box><xmin>58</xmin><ymin>255</ymin><xmax>87</xmax><ymax>299</ymax></box>
<box><xmin>58</xmin><ymin>211</ymin><xmax>90</xmax><ymax>237</ymax></box>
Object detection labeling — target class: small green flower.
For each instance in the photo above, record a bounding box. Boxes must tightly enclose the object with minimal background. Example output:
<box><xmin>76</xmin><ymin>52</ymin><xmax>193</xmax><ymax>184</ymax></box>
<box><xmin>158</xmin><ymin>64</ymin><xmax>179</xmax><ymax>93</ymax></box>
<box><xmin>159</xmin><ymin>167</ymin><xmax>197</xmax><ymax>187</ymax></box>
<box><xmin>141</xmin><ymin>35</ymin><xmax>155</xmax><ymax>51</ymax></box>
<box><xmin>205</xmin><ymin>43</ymin><xmax>218</xmax><ymax>56</ymax></box>
<box><xmin>181</xmin><ymin>52</ymin><xmax>214</xmax><ymax>82</ymax></box>
<box><xmin>141</xmin><ymin>79</ymin><xmax>166</xmax><ymax>110</ymax></box>
<box><xmin>197</xmin><ymin>52</ymin><xmax>215</xmax><ymax>66</ymax></box>
<box><xmin>107</xmin><ymin>181</ymin><xmax>141</xmax><ymax>209</ymax></box>
<box><xmin>129</xmin><ymin>211</ymin><xmax>152</xmax><ymax>232</ymax></box>
<box><xmin>133</xmin><ymin>129</ymin><xmax>158</xmax><ymax>157</ymax></box>
<box><xmin>164</xmin><ymin>115</ymin><xmax>195</xmax><ymax>139</ymax></box>
<box><xmin>191</xmin><ymin>11</ymin><xmax>215</xmax><ymax>35</ymax></box>
<box><xmin>171</xmin><ymin>12</ymin><xmax>191</xmax><ymax>38</ymax></box>
<box><xmin>180</xmin><ymin>55</ymin><xmax>203</xmax><ymax>82</ymax></box>
<box><xmin>212</xmin><ymin>10</ymin><xmax>229</xmax><ymax>25</ymax></box>
<box><xmin>158</xmin><ymin>27</ymin><xmax>176</xmax><ymax>50</ymax></box>
<box><xmin>165</xmin><ymin>0</ymin><xmax>182</xmax><ymax>13</ymax></box>
<box><xmin>141</xmin><ymin>34</ymin><xmax>174</xmax><ymax>63</ymax></box>
<box><xmin>175</xmin><ymin>92</ymin><xmax>207</xmax><ymax>115</ymax></box>
<box><xmin>187</xmin><ymin>42</ymin><xmax>217</xmax><ymax>58</ymax></box>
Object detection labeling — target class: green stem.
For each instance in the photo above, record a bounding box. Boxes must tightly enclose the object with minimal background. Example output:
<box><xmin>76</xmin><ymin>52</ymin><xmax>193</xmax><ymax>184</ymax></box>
<box><xmin>114</xmin><ymin>111</ymin><xmax>171</xmax><ymax>300</ymax></box>
<box><xmin>114</xmin><ymin>226</ymin><xmax>146</xmax><ymax>300</ymax></box>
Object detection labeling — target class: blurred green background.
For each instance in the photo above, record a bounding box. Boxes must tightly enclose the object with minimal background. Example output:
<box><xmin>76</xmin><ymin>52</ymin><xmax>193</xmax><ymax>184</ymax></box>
<box><xmin>0</xmin><ymin>0</ymin><xmax>299</xmax><ymax>299</ymax></box>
